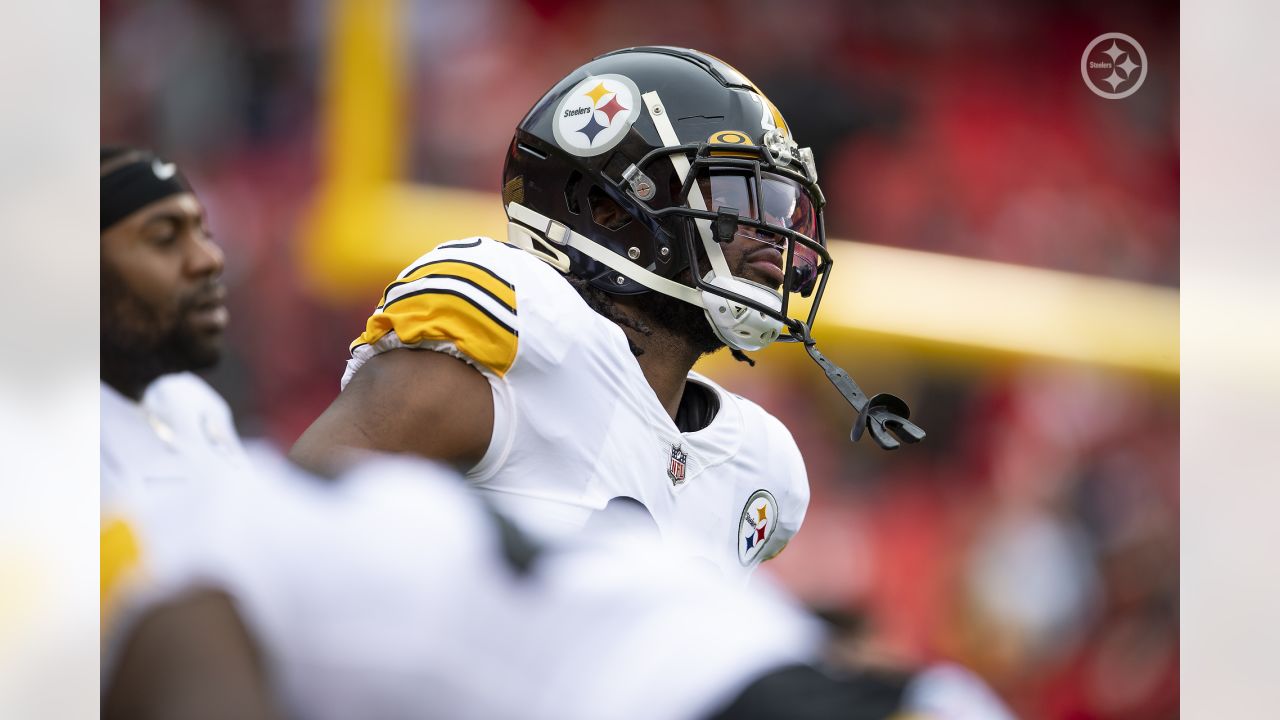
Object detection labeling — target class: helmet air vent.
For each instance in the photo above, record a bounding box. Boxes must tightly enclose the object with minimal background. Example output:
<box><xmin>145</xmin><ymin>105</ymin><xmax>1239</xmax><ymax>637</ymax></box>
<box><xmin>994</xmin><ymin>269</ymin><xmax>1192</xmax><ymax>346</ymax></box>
<box><xmin>588</xmin><ymin>185</ymin><xmax>633</xmax><ymax>231</ymax></box>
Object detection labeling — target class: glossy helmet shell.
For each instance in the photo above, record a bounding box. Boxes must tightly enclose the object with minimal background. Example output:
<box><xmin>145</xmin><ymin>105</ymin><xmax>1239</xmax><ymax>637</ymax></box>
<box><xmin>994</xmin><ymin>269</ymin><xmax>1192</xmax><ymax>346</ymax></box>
<box><xmin>502</xmin><ymin>46</ymin><xmax>825</xmax><ymax>299</ymax></box>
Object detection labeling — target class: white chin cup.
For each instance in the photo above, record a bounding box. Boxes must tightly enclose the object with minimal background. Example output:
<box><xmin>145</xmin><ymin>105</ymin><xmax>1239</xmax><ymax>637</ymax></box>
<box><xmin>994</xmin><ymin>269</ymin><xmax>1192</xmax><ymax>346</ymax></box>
<box><xmin>699</xmin><ymin>273</ymin><xmax>785</xmax><ymax>352</ymax></box>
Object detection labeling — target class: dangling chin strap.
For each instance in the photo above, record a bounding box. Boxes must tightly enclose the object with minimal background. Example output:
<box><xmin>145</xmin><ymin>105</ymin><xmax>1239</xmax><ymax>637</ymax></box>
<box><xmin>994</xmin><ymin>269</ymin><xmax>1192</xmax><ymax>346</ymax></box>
<box><xmin>790</xmin><ymin>320</ymin><xmax>926</xmax><ymax>450</ymax></box>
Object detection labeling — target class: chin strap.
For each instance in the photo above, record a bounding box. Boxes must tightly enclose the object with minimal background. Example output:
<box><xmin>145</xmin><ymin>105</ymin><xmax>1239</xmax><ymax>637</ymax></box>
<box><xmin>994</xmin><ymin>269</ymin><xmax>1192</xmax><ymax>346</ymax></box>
<box><xmin>507</xmin><ymin>201</ymin><xmax>702</xmax><ymax>305</ymax></box>
<box><xmin>791</xmin><ymin>321</ymin><xmax>925</xmax><ymax>450</ymax></box>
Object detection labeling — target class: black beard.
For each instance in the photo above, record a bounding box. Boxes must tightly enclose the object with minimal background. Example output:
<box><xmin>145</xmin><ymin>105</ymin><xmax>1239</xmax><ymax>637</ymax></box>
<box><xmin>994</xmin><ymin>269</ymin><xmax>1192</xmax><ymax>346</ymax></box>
<box><xmin>580</xmin><ymin>233</ymin><xmax>780</xmax><ymax>359</ymax></box>
<box><xmin>626</xmin><ymin>241</ymin><xmax>783</xmax><ymax>358</ymax></box>
<box><xmin>101</xmin><ymin>265</ymin><xmax>222</xmax><ymax>399</ymax></box>
<box><xmin>636</xmin><ymin>282</ymin><xmax>724</xmax><ymax>357</ymax></box>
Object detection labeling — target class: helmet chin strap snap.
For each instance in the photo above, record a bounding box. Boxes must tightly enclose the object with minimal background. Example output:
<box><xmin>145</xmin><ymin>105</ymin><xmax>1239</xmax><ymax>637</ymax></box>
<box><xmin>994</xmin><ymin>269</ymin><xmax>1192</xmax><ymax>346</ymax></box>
<box><xmin>699</xmin><ymin>273</ymin><xmax>784</xmax><ymax>352</ymax></box>
<box><xmin>789</xmin><ymin>320</ymin><xmax>926</xmax><ymax>450</ymax></box>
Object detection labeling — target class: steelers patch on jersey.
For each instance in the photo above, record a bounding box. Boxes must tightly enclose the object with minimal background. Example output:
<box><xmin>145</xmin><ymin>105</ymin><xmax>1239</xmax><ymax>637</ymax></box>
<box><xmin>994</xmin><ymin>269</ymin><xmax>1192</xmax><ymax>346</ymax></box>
<box><xmin>737</xmin><ymin>489</ymin><xmax>779</xmax><ymax>566</ymax></box>
<box><xmin>551</xmin><ymin>74</ymin><xmax>642</xmax><ymax>157</ymax></box>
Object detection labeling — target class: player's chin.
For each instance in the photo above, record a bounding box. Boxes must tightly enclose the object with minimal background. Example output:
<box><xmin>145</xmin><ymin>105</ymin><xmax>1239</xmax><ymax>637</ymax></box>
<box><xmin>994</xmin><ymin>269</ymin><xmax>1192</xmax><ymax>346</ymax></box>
<box><xmin>175</xmin><ymin>325</ymin><xmax>226</xmax><ymax>370</ymax></box>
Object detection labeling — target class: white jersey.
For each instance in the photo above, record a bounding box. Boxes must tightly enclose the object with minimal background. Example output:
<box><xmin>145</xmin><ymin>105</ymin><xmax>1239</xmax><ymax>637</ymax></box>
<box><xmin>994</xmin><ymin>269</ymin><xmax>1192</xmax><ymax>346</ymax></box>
<box><xmin>343</xmin><ymin>237</ymin><xmax>810</xmax><ymax>580</ymax></box>
<box><xmin>101</xmin><ymin>448</ymin><xmax>825</xmax><ymax>720</ymax></box>
<box><xmin>100</xmin><ymin>372</ymin><xmax>250</xmax><ymax>509</ymax></box>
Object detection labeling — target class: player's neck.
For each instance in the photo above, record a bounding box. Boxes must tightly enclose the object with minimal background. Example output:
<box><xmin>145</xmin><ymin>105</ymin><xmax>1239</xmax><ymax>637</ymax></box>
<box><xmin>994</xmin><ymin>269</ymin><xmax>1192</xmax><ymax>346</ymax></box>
<box><xmin>101</xmin><ymin>340</ymin><xmax>169</xmax><ymax>401</ymax></box>
<box><xmin>101</xmin><ymin>368</ymin><xmax>155</xmax><ymax>402</ymax></box>
<box><xmin>619</xmin><ymin>323</ymin><xmax>701</xmax><ymax>422</ymax></box>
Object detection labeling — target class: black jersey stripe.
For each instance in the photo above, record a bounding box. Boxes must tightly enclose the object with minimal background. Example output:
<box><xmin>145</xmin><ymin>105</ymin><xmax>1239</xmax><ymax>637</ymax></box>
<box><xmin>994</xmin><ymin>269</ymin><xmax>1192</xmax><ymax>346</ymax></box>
<box><xmin>383</xmin><ymin>273</ymin><xmax>517</xmax><ymax>316</ymax></box>
<box><xmin>436</xmin><ymin>238</ymin><xmax>484</xmax><ymax>251</ymax></box>
<box><xmin>381</xmin><ymin>287</ymin><xmax>518</xmax><ymax>337</ymax></box>
<box><xmin>396</xmin><ymin>257</ymin><xmax>514</xmax><ymax>289</ymax></box>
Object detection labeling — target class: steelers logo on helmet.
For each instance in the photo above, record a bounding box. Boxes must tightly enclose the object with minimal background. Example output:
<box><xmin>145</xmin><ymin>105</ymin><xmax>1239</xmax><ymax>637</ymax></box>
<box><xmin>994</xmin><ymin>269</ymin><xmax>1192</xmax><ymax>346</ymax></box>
<box><xmin>551</xmin><ymin>74</ymin><xmax>643</xmax><ymax>157</ymax></box>
<box><xmin>738</xmin><ymin>489</ymin><xmax>779</xmax><ymax>566</ymax></box>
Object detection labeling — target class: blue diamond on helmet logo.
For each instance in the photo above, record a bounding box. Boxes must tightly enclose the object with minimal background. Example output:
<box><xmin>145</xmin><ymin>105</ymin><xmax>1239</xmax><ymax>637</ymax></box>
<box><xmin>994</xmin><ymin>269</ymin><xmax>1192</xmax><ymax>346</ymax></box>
<box><xmin>576</xmin><ymin>113</ymin><xmax>607</xmax><ymax>144</ymax></box>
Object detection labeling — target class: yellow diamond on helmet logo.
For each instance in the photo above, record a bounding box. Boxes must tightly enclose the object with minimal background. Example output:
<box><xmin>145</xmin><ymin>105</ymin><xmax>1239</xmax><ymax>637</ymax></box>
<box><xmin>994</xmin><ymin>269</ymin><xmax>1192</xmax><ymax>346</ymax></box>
<box><xmin>583</xmin><ymin>82</ymin><xmax>611</xmax><ymax>105</ymax></box>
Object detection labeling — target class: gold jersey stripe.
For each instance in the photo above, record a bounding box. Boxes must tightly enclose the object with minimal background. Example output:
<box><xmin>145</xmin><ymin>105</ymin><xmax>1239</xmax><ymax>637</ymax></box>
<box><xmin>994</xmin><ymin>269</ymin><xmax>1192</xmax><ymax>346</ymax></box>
<box><xmin>353</xmin><ymin>290</ymin><xmax>519</xmax><ymax>376</ymax></box>
<box><xmin>101</xmin><ymin>517</ymin><xmax>143</xmax><ymax>628</ymax></box>
<box><xmin>379</xmin><ymin>259</ymin><xmax>515</xmax><ymax>312</ymax></box>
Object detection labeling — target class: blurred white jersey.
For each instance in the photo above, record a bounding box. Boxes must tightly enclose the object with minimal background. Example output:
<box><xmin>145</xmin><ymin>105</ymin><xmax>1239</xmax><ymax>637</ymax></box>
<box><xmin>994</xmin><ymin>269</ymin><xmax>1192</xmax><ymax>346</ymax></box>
<box><xmin>101</xmin><ymin>449</ymin><xmax>824</xmax><ymax>720</ymax></box>
<box><xmin>343</xmin><ymin>237</ymin><xmax>810</xmax><ymax>581</ymax></box>
<box><xmin>100</xmin><ymin>372</ymin><xmax>250</xmax><ymax>509</ymax></box>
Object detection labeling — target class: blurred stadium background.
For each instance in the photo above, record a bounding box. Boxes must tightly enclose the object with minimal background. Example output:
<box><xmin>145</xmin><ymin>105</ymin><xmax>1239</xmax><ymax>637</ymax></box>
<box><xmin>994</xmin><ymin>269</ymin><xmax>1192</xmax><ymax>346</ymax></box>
<box><xmin>101</xmin><ymin>1</ymin><xmax>1178</xmax><ymax>717</ymax></box>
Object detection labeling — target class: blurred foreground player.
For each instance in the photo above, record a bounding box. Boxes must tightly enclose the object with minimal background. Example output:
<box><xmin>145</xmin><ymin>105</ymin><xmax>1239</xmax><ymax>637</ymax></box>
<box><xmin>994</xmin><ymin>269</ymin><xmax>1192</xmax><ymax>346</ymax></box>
<box><xmin>292</xmin><ymin>47</ymin><xmax>922</xmax><ymax>580</ymax></box>
<box><xmin>100</xmin><ymin>146</ymin><xmax>248</xmax><ymax>503</ymax></box>
<box><xmin>102</xmin><ymin>449</ymin><xmax>1011</xmax><ymax>720</ymax></box>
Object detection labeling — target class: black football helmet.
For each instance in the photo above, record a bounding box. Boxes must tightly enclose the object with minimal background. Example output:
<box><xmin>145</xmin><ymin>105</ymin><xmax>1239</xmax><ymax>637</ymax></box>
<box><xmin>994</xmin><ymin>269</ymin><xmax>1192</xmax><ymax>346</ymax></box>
<box><xmin>503</xmin><ymin>46</ymin><xmax>829</xmax><ymax>351</ymax></box>
<box><xmin>503</xmin><ymin>47</ymin><xmax>924</xmax><ymax>449</ymax></box>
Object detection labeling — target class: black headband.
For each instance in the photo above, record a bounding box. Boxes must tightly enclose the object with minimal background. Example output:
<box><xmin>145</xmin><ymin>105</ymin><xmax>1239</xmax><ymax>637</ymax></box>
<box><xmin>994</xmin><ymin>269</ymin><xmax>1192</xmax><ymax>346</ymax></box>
<box><xmin>101</xmin><ymin>154</ymin><xmax>193</xmax><ymax>231</ymax></box>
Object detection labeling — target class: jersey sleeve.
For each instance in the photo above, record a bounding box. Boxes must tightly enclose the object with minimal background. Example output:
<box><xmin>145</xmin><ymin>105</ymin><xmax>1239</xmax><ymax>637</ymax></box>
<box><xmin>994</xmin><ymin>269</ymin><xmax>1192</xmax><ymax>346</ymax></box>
<box><xmin>760</xmin><ymin>418</ymin><xmax>810</xmax><ymax>563</ymax></box>
<box><xmin>342</xmin><ymin>238</ymin><xmax>521</xmax><ymax>388</ymax></box>
<box><xmin>101</xmin><ymin>515</ymin><xmax>146</xmax><ymax>640</ymax></box>
<box><xmin>100</xmin><ymin>508</ymin><xmax>200</xmax><ymax>677</ymax></box>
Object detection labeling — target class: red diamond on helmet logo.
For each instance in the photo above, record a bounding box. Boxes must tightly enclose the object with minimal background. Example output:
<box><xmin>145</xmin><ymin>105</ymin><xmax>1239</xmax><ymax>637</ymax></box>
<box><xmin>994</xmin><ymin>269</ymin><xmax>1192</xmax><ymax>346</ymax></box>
<box><xmin>668</xmin><ymin>444</ymin><xmax>689</xmax><ymax>486</ymax></box>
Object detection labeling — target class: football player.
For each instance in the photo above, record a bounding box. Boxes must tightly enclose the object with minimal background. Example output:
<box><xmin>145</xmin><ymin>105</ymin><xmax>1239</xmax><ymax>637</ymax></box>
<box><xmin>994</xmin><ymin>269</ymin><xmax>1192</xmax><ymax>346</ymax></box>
<box><xmin>102</xmin><ymin>448</ymin><xmax>1011</xmax><ymax>720</ymax></box>
<box><xmin>292</xmin><ymin>47</ymin><xmax>922</xmax><ymax>580</ymax></box>
<box><xmin>100</xmin><ymin>146</ymin><xmax>249</xmax><ymax>504</ymax></box>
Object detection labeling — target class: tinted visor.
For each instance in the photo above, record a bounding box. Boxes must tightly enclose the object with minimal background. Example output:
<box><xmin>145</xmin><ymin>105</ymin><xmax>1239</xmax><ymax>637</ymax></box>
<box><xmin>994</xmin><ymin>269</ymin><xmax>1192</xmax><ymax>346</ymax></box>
<box><xmin>693</xmin><ymin>170</ymin><xmax>822</xmax><ymax>294</ymax></box>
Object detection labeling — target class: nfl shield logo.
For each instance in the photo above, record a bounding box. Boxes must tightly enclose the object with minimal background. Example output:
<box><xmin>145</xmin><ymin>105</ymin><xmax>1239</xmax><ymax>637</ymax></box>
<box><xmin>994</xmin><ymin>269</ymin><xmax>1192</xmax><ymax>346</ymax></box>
<box><xmin>667</xmin><ymin>444</ymin><xmax>688</xmax><ymax>486</ymax></box>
